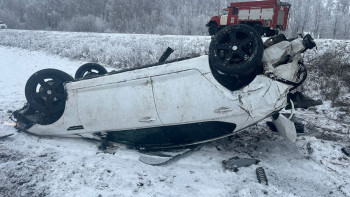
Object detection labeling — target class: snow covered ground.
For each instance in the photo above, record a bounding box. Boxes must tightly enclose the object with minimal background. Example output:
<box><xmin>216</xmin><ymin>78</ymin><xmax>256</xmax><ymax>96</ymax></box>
<box><xmin>0</xmin><ymin>32</ymin><xmax>349</xmax><ymax>197</ymax></box>
<box><xmin>0</xmin><ymin>30</ymin><xmax>210</xmax><ymax>69</ymax></box>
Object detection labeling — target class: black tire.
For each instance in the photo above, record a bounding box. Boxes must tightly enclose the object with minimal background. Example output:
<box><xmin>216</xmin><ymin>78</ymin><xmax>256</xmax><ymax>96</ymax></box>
<box><xmin>208</xmin><ymin>23</ymin><xmax>220</xmax><ymax>36</ymax></box>
<box><xmin>25</xmin><ymin>69</ymin><xmax>74</xmax><ymax>114</ymax></box>
<box><xmin>209</xmin><ymin>62</ymin><xmax>259</xmax><ymax>91</ymax></box>
<box><xmin>75</xmin><ymin>63</ymin><xmax>107</xmax><ymax>79</ymax></box>
<box><xmin>209</xmin><ymin>24</ymin><xmax>263</xmax><ymax>77</ymax></box>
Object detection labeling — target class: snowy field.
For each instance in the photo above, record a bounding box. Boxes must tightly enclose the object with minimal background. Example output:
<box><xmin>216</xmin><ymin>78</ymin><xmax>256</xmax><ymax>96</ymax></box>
<box><xmin>0</xmin><ymin>30</ymin><xmax>350</xmax><ymax>197</ymax></box>
<box><xmin>0</xmin><ymin>30</ymin><xmax>211</xmax><ymax>69</ymax></box>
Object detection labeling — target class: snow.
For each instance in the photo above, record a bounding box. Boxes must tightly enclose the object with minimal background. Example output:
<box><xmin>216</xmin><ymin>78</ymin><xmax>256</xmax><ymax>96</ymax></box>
<box><xmin>0</xmin><ymin>35</ymin><xmax>349</xmax><ymax>197</ymax></box>
<box><xmin>0</xmin><ymin>30</ymin><xmax>211</xmax><ymax>69</ymax></box>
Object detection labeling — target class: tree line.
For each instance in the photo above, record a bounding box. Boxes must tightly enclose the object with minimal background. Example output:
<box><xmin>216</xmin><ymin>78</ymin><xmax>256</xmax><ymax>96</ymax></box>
<box><xmin>0</xmin><ymin>0</ymin><xmax>349</xmax><ymax>39</ymax></box>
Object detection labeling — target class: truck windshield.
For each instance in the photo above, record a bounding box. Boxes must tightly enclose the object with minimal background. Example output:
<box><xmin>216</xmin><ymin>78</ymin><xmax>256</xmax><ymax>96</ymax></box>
<box><xmin>222</xmin><ymin>10</ymin><xmax>229</xmax><ymax>15</ymax></box>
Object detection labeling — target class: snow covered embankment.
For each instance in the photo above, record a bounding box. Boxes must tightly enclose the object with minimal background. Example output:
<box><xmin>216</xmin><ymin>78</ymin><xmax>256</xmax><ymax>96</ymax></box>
<box><xmin>302</xmin><ymin>39</ymin><xmax>350</xmax><ymax>127</ymax></box>
<box><xmin>0</xmin><ymin>30</ymin><xmax>210</xmax><ymax>69</ymax></box>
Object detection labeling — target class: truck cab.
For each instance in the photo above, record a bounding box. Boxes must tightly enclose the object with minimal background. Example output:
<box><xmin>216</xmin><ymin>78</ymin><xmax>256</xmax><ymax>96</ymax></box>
<box><xmin>207</xmin><ymin>0</ymin><xmax>291</xmax><ymax>36</ymax></box>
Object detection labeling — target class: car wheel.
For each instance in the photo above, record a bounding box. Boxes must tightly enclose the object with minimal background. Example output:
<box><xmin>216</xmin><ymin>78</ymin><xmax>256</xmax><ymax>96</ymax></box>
<box><xmin>209</xmin><ymin>61</ymin><xmax>261</xmax><ymax>91</ymax></box>
<box><xmin>209</xmin><ymin>24</ymin><xmax>263</xmax><ymax>77</ymax></box>
<box><xmin>25</xmin><ymin>69</ymin><xmax>74</xmax><ymax>114</ymax></box>
<box><xmin>75</xmin><ymin>63</ymin><xmax>107</xmax><ymax>79</ymax></box>
<box><xmin>208</xmin><ymin>23</ymin><xmax>220</xmax><ymax>36</ymax></box>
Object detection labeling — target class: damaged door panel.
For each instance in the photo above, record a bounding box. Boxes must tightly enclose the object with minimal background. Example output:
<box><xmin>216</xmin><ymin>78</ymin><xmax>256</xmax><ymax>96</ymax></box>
<box><xmin>151</xmin><ymin>69</ymin><xmax>246</xmax><ymax>126</ymax></box>
<box><xmin>238</xmin><ymin>76</ymin><xmax>289</xmax><ymax>129</ymax></box>
<box><xmin>76</xmin><ymin>77</ymin><xmax>162</xmax><ymax>132</ymax></box>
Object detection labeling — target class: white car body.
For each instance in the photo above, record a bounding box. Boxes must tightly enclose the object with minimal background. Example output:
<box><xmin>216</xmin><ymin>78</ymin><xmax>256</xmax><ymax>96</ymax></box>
<box><xmin>29</xmin><ymin>55</ymin><xmax>291</xmax><ymax>137</ymax></box>
<box><xmin>15</xmin><ymin>27</ymin><xmax>311</xmax><ymax>149</ymax></box>
<box><xmin>26</xmin><ymin>38</ymin><xmax>307</xmax><ymax>149</ymax></box>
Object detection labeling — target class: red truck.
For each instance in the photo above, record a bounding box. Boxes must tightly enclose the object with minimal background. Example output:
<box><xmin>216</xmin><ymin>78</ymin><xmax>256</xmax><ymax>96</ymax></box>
<box><xmin>207</xmin><ymin>0</ymin><xmax>291</xmax><ymax>36</ymax></box>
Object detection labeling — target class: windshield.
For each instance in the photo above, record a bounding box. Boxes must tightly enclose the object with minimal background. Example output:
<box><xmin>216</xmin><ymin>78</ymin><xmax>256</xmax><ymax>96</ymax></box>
<box><xmin>222</xmin><ymin>10</ymin><xmax>229</xmax><ymax>15</ymax></box>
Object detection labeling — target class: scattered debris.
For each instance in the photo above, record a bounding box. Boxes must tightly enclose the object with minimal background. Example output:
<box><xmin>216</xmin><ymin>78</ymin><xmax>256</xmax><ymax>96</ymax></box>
<box><xmin>100</xmin><ymin>146</ymin><xmax>119</xmax><ymax>155</ymax></box>
<box><xmin>341</xmin><ymin>146</ymin><xmax>350</xmax><ymax>157</ymax></box>
<box><xmin>267</xmin><ymin>114</ymin><xmax>305</xmax><ymax>134</ymax></box>
<box><xmin>256</xmin><ymin>167</ymin><xmax>268</xmax><ymax>186</ymax></box>
<box><xmin>139</xmin><ymin>148</ymin><xmax>194</xmax><ymax>166</ymax></box>
<box><xmin>98</xmin><ymin>132</ymin><xmax>110</xmax><ymax>150</ymax></box>
<box><xmin>306</xmin><ymin>141</ymin><xmax>313</xmax><ymax>155</ymax></box>
<box><xmin>0</xmin><ymin>134</ymin><xmax>14</xmax><ymax>140</ymax></box>
<box><xmin>96</xmin><ymin>141</ymin><xmax>119</xmax><ymax>155</ymax></box>
<box><xmin>158</xmin><ymin>47</ymin><xmax>174</xmax><ymax>63</ymax></box>
<box><xmin>38</xmin><ymin>153</ymin><xmax>48</xmax><ymax>157</ymax></box>
<box><xmin>222</xmin><ymin>156</ymin><xmax>260</xmax><ymax>172</ymax></box>
<box><xmin>272</xmin><ymin>113</ymin><xmax>297</xmax><ymax>142</ymax></box>
<box><xmin>286</xmin><ymin>91</ymin><xmax>323</xmax><ymax>110</ymax></box>
<box><xmin>289</xmin><ymin>115</ymin><xmax>306</xmax><ymax>134</ymax></box>
<box><xmin>3</xmin><ymin>122</ymin><xmax>16</xmax><ymax>126</ymax></box>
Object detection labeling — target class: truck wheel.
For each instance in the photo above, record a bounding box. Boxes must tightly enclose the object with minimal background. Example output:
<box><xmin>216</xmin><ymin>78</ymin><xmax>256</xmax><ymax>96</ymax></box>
<box><xmin>75</xmin><ymin>63</ymin><xmax>107</xmax><ymax>79</ymax></box>
<box><xmin>25</xmin><ymin>69</ymin><xmax>74</xmax><ymax>114</ymax></box>
<box><xmin>208</xmin><ymin>23</ymin><xmax>220</xmax><ymax>36</ymax></box>
<box><xmin>209</xmin><ymin>24</ymin><xmax>263</xmax><ymax>77</ymax></box>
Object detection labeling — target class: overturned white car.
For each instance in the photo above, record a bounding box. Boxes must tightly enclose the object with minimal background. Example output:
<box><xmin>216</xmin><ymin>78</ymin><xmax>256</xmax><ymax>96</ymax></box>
<box><xmin>14</xmin><ymin>25</ymin><xmax>316</xmax><ymax>150</ymax></box>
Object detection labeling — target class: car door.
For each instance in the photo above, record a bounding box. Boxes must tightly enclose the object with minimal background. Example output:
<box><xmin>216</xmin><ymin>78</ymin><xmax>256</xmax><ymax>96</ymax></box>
<box><xmin>76</xmin><ymin>77</ymin><xmax>162</xmax><ymax>132</ymax></box>
<box><xmin>151</xmin><ymin>69</ymin><xmax>239</xmax><ymax>125</ymax></box>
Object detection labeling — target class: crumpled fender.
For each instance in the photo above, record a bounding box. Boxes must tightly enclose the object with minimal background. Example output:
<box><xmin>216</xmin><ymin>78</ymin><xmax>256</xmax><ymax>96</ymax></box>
<box><xmin>262</xmin><ymin>38</ymin><xmax>305</xmax><ymax>74</ymax></box>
